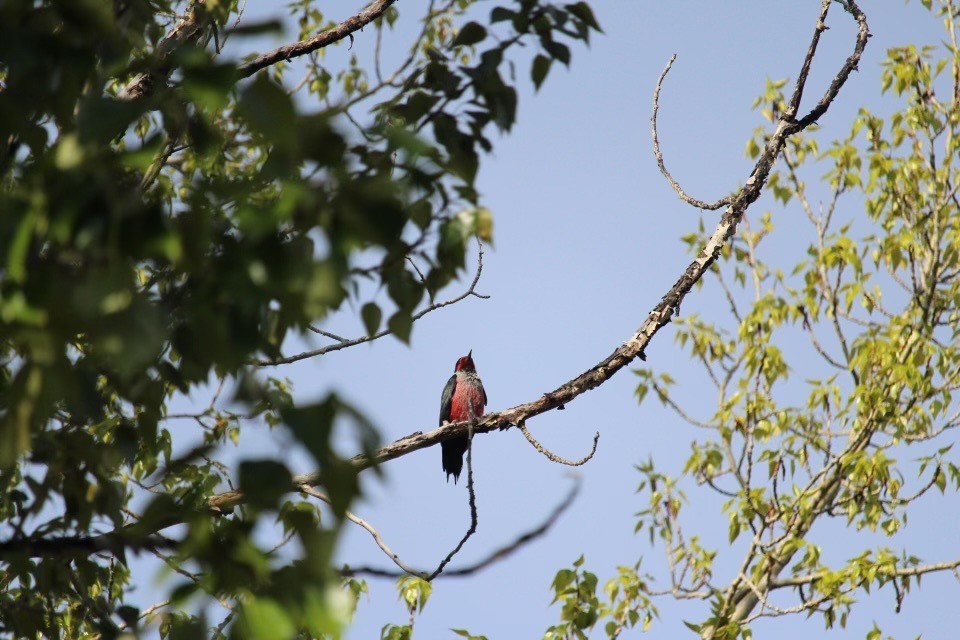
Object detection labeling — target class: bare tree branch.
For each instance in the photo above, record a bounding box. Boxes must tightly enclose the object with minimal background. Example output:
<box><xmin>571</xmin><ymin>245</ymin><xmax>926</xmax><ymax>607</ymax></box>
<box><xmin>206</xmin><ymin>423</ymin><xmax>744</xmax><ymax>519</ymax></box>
<box><xmin>651</xmin><ymin>55</ymin><xmax>731</xmax><ymax>211</ymax></box>
<box><xmin>300</xmin><ymin>485</ymin><xmax>428</xmax><ymax>579</ymax></box>
<box><xmin>792</xmin><ymin>0</ymin><xmax>870</xmax><ymax>131</ymax></box>
<box><xmin>237</xmin><ymin>0</ymin><xmax>399</xmax><ymax>79</ymax></box>
<box><xmin>785</xmin><ymin>0</ymin><xmax>832</xmax><ymax>119</ymax></box>
<box><xmin>427</xmin><ymin>418</ymin><xmax>478</xmax><ymax>580</ymax></box>
<box><xmin>518</xmin><ymin>420</ymin><xmax>599</xmax><ymax>466</ymax></box>
<box><xmin>339</xmin><ymin>478</ymin><xmax>580</xmax><ymax>579</ymax></box>
<box><xmin>304</xmin><ymin>417</ymin><xmax>482</xmax><ymax>581</ymax></box>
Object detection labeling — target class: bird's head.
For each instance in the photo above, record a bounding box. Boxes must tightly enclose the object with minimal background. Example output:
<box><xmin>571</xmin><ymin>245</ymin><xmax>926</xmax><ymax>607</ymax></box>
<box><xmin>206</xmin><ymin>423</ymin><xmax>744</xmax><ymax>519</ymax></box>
<box><xmin>454</xmin><ymin>350</ymin><xmax>476</xmax><ymax>372</ymax></box>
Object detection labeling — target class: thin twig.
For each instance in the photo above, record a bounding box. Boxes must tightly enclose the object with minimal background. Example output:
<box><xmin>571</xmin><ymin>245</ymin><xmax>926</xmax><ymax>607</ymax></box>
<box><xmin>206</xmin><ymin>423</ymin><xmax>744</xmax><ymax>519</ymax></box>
<box><xmin>517</xmin><ymin>420</ymin><xmax>599</xmax><ymax>466</ymax></box>
<box><xmin>340</xmin><ymin>478</ymin><xmax>580</xmax><ymax>579</ymax></box>
<box><xmin>117</xmin><ymin>599</ymin><xmax>171</xmax><ymax>631</ymax></box>
<box><xmin>770</xmin><ymin>556</ymin><xmax>960</xmax><ymax>589</ymax></box>
<box><xmin>427</xmin><ymin>411</ymin><xmax>479</xmax><ymax>580</ymax></box>
<box><xmin>651</xmin><ymin>55</ymin><xmax>731</xmax><ymax>211</ymax></box>
<box><xmin>219</xmin><ymin>0</ymin><xmax>248</xmax><ymax>51</ymax></box>
<box><xmin>257</xmin><ymin>237</ymin><xmax>489</xmax><ymax>366</ymax></box>
<box><xmin>300</xmin><ymin>485</ymin><xmax>428</xmax><ymax>579</ymax></box>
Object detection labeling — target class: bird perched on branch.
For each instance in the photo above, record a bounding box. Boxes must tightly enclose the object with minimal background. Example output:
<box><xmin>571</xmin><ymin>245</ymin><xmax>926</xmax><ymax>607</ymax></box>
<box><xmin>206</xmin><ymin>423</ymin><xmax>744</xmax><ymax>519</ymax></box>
<box><xmin>439</xmin><ymin>351</ymin><xmax>487</xmax><ymax>483</ymax></box>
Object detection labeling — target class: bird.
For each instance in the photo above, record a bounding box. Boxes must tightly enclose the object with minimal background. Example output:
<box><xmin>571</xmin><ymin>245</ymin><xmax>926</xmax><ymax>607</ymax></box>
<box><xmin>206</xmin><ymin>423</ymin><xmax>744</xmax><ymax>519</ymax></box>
<box><xmin>439</xmin><ymin>350</ymin><xmax>487</xmax><ymax>483</ymax></box>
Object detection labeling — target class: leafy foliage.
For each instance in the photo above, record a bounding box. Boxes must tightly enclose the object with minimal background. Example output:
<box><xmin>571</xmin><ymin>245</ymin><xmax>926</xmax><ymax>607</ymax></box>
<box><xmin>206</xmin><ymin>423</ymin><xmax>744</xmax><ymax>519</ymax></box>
<box><xmin>545</xmin><ymin>2</ymin><xmax>960</xmax><ymax>637</ymax></box>
<box><xmin>543</xmin><ymin>556</ymin><xmax>656</xmax><ymax>639</ymax></box>
<box><xmin>0</xmin><ymin>0</ymin><xmax>598</xmax><ymax>637</ymax></box>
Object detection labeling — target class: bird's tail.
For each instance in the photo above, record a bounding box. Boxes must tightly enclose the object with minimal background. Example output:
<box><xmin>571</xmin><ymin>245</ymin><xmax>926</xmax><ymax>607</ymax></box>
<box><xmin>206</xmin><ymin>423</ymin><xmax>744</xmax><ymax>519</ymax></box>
<box><xmin>441</xmin><ymin>436</ymin><xmax>468</xmax><ymax>484</ymax></box>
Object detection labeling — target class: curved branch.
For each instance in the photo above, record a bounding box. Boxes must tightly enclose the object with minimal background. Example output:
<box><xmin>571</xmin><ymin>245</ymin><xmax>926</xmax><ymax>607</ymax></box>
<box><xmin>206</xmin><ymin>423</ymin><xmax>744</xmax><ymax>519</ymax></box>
<box><xmin>518</xmin><ymin>420</ymin><xmax>599</xmax><ymax>467</ymax></box>
<box><xmin>651</xmin><ymin>55</ymin><xmax>732</xmax><ymax>211</ymax></box>
<box><xmin>300</xmin><ymin>485</ymin><xmax>428</xmax><ymax>579</ymax></box>
<box><xmin>784</xmin><ymin>1</ymin><xmax>832</xmax><ymax>119</ymax></box>
<box><xmin>339</xmin><ymin>478</ymin><xmax>580</xmax><ymax>579</ymax></box>
<box><xmin>427</xmin><ymin>419</ymin><xmax>478</xmax><ymax>580</ymax></box>
<box><xmin>792</xmin><ymin>0</ymin><xmax>870</xmax><ymax>131</ymax></box>
<box><xmin>305</xmin><ymin>418</ymin><xmax>482</xmax><ymax>581</ymax></box>
<box><xmin>237</xmin><ymin>0</ymin><xmax>399</xmax><ymax>79</ymax></box>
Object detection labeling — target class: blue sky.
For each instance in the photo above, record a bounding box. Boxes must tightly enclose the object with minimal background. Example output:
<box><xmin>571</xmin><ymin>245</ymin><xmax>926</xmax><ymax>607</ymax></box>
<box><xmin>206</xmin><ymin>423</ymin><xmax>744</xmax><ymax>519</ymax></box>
<box><xmin>151</xmin><ymin>2</ymin><xmax>960</xmax><ymax>638</ymax></box>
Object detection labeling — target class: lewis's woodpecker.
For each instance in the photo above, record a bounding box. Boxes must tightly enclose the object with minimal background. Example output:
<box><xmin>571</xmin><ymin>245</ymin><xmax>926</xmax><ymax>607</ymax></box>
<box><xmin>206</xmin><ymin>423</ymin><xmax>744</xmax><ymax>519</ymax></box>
<box><xmin>439</xmin><ymin>351</ymin><xmax>487</xmax><ymax>483</ymax></box>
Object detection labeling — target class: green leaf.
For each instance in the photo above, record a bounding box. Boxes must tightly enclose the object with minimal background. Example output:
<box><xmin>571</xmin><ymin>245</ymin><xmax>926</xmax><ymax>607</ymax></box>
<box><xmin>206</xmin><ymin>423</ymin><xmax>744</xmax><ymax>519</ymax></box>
<box><xmin>239</xmin><ymin>74</ymin><xmax>297</xmax><ymax>153</ymax></box>
<box><xmin>491</xmin><ymin>7</ymin><xmax>515</xmax><ymax>23</ymax></box>
<box><xmin>282</xmin><ymin>398</ymin><xmax>337</xmax><ymax>466</ymax></box>
<box><xmin>181</xmin><ymin>60</ymin><xmax>238</xmax><ymax>111</ymax></box>
<box><xmin>380</xmin><ymin>624</ymin><xmax>412</xmax><ymax>640</ymax></box>
<box><xmin>239</xmin><ymin>460</ymin><xmax>293</xmax><ymax>510</ymax></box>
<box><xmin>0</xmin><ymin>365</ymin><xmax>45</xmax><ymax>469</ymax></box>
<box><xmin>361</xmin><ymin>303</ymin><xmax>383</xmax><ymax>337</ymax></box>
<box><xmin>388</xmin><ymin>311</ymin><xmax>413</xmax><ymax>344</ymax></box>
<box><xmin>453</xmin><ymin>22</ymin><xmax>487</xmax><ymax>47</ymax></box>
<box><xmin>531</xmin><ymin>54</ymin><xmax>552</xmax><ymax>91</ymax></box>
<box><xmin>168</xmin><ymin>613</ymin><xmax>206</xmax><ymax>640</ymax></box>
<box><xmin>54</xmin><ymin>134</ymin><xmax>84</xmax><ymax>169</ymax></box>
<box><xmin>76</xmin><ymin>95</ymin><xmax>145</xmax><ymax>144</ymax></box>
<box><xmin>543</xmin><ymin>40</ymin><xmax>571</xmax><ymax>66</ymax></box>
<box><xmin>398</xmin><ymin>576</ymin><xmax>432</xmax><ymax>612</ymax></box>
<box><xmin>238</xmin><ymin>598</ymin><xmax>296</xmax><ymax>640</ymax></box>
<box><xmin>566</xmin><ymin>2</ymin><xmax>602</xmax><ymax>32</ymax></box>
<box><xmin>683</xmin><ymin>620</ymin><xmax>702</xmax><ymax>633</ymax></box>
<box><xmin>386</xmin><ymin>270</ymin><xmax>424</xmax><ymax>312</ymax></box>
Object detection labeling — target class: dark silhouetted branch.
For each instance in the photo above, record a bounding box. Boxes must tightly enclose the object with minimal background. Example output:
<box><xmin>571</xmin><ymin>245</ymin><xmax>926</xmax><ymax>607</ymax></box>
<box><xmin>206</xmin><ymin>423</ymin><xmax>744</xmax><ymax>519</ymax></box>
<box><xmin>121</xmin><ymin>0</ymin><xmax>399</xmax><ymax>101</ymax></box>
<box><xmin>304</xmin><ymin>417</ymin><xmax>481</xmax><ymax>581</ymax></box>
<box><xmin>427</xmin><ymin>418</ymin><xmax>478</xmax><ymax>580</ymax></box>
<box><xmin>0</xmin><ymin>531</ymin><xmax>175</xmax><ymax>560</ymax></box>
<box><xmin>339</xmin><ymin>478</ymin><xmax>580</xmax><ymax>579</ymax></box>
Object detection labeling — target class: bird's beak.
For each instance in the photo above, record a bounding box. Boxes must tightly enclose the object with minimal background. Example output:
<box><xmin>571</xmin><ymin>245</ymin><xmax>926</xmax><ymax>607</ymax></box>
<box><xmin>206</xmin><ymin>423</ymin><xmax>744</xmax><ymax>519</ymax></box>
<box><xmin>467</xmin><ymin>349</ymin><xmax>472</xmax><ymax>358</ymax></box>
